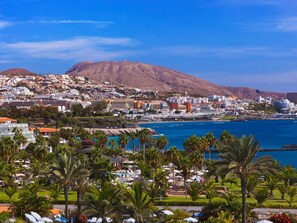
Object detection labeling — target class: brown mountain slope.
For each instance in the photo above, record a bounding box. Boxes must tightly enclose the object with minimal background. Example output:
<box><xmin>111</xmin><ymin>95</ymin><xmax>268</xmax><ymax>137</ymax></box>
<box><xmin>66</xmin><ymin>61</ymin><xmax>285</xmax><ymax>99</ymax></box>
<box><xmin>0</xmin><ymin>68</ymin><xmax>37</xmax><ymax>77</ymax></box>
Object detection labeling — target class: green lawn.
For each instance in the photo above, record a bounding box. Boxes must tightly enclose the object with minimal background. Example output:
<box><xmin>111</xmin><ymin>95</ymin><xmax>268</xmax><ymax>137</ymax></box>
<box><xmin>0</xmin><ymin>190</ymin><xmax>77</xmax><ymax>203</ymax></box>
<box><xmin>1</xmin><ymin>182</ymin><xmax>297</xmax><ymax>209</ymax></box>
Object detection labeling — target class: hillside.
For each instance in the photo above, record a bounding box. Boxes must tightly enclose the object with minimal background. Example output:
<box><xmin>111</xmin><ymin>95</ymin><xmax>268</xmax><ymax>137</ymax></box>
<box><xmin>0</xmin><ymin>68</ymin><xmax>37</xmax><ymax>77</ymax></box>
<box><xmin>66</xmin><ymin>61</ymin><xmax>285</xmax><ymax>99</ymax></box>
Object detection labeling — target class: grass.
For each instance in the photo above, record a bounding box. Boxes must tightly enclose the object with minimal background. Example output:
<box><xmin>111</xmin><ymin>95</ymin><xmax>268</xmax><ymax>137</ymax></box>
<box><xmin>156</xmin><ymin>181</ymin><xmax>297</xmax><ymax>208</ymax></box>
<box><xmin>0</xmin><ymin>190</ymin><xmax>77</xmax><ymax>203</ymax></box>
<box><xmin>1</xmin><ymin>182</ymin><xmax>297</xmax><ymax>209</ymax></box>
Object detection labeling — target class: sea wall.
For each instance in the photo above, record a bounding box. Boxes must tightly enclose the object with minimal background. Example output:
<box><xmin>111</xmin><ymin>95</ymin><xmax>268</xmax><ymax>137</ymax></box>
<box><xmin>87</xmin><ymin>127</ymin><xmax>156</xmax><ymax>136</ymax></box>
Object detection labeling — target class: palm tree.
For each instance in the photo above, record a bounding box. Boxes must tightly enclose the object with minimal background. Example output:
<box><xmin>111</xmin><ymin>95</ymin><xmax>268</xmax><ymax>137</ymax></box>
<box><xmin>278</xmin><ymin>184</ymin><xmax>288</xmax><ymax>200</ymax></box>
<box><xmin>183</xmin><ymin>135</ymin><xmax>200</xmax><ymax>153</ymax></box>
<box><xmin>219</xmin><ymin>130</ymin><xmax>234</xmax><ymax>147</ymax></box>
<box><xmin>217</xmin><ymin>135</ymin><xmax>275</xmax><ymax>223</ymax></box>
<box><xmin>118</xmin><ymin>134</ymin><xmax>129</xmax><ymax>152</ymax></box>
<box><xmin>188</xmin><ymin>150</ymin><xmax>203</xmax><ymax>175</ymax></box>
<box><xmin>156</xmin><ymin>135</ymin><xmax>169</xmax><ymax>153</ymax></box>
<box><xmin>278</xmin><ymin>165</ymin><xmax>297</xmax><ymax>186</ymax></box>
<box><xmin>93</xmin><ymin>130</ymin><xmax>108</xmax><ymax>148</ymax></box>
<box><xmin>187</xmin><ymin>182</ymin><xmax>204</xmax><ymax>201</ymax></box>
<box><xmin>129</xmin><ymin>132</ymin><xmax>138</xmax><ymax>153</ymax></box>
<box><xmin>138</xmin><ymin>129</ymin><xmax>151</xmax><ymax>159</ymax></box>
<box><xmin>203</xmin><ymin>181</ymin><xmax>217</xmax><ymax>202</ymax></box>
<box><xmin>124</xmin><ymin>182</ymin><xmax>154</xmax><ymax>223</ymax></box>
<box><xmin>74</xmin><ymin>159</ymin><xmax>90</xmax><ymax>214</ymax></box>
<box><xmin>177</xmin><ymin>155</ymin><xmax>193</xmax><ymax>198</ymax></box>
<box><xmin>246</xmin><ymin>175</ymin><xmax>259</xmax><ymax>198</ymax></box>
<box><xmin>286</xmin><ymin>186</ymin><xmax>297</xmax><ymax>206</ymax></box>
<box><xmin>0</xmin><ymin>137</ymin><xmax>18</xmax><ymax>164</ymax></box>
<box><xmin>144</xmin><ymin>147</ymin><xmax>163</xmax><ymax>169</ymax></box>
<box><xmin>90</xmin><ymin>157</ymin><xmax>115</xmax><ymax>186</ymax></box>
<box><xmin>51</xmin><ymin>153</ymin><xmax>87</xmax><ymax>218</ymax></box>
<box><xmin>205</xmin><ymin>132</ymin><xmax>216</xmax><ymax>160</ymax></box>
<box><xmin>165</xmin><ymin>146</ymin><xmax>180</xmax><ymax>166</ymax></box>
<box><xmin>265</xmin><ymin>174</ymin><xmax>279</xmax><ymax>196</ymax></box>
<box><xmin>83</xmin><ymin>184</ymin><xmax>121</xmax><ymax>223</ymax></box>
<box><xmin>13</xmin><ymin>128</ymin><xmax>27</xmax><ymax>150</ymax></box>
<box><xmin>252</xmin><ymin>188</ymin><xmax>270</xmax><ymax>206</ymax></box>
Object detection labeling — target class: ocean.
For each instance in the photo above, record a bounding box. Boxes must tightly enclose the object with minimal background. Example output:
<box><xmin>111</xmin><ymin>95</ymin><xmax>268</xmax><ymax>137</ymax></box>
<box><xmin>139</xmin><ymin>120</ymin><xmax>297</xmax><ymax>167</ymax></box>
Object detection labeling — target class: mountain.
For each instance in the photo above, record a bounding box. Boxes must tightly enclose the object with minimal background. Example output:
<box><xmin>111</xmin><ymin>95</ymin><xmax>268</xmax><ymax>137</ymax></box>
<box><xmin>0</xmin><ymin>68</ymin><xmax>37</xmax><ymax>77</ymax></box>
<box><xmin>66</xmin><ymin>61</ymin><xmax>285</xmax><ymax>99</ymax></box>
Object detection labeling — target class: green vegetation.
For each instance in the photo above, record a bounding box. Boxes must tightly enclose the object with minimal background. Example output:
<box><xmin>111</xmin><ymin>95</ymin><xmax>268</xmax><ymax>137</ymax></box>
<box><xmin>1</xmin><ymin>128</ymin><xmax>297</xmax><ymax>222</ymax></box>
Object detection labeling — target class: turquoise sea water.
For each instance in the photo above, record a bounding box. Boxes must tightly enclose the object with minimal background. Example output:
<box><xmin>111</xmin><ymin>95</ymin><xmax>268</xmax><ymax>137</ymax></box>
<box><xmin>139</xmin><ymin>120</ymin><xmax>297</xmax><ymax>167</ymax></box>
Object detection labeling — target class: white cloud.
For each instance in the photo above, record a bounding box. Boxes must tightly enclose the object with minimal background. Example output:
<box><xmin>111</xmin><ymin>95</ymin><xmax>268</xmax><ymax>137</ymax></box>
<box><xmin>0</xmin><ymin>20</ymin><xmax>11</xmax><ymax>28</ymax></box>
<box><xmin>0</xmin><ymin>19</ymin><xmax>113</xmax><ymax>28</ymax></box>
<box><xmin>0</xmin><ymin>36</ymin><xmax>139</xmax><ymax>61</ymax></box>
<box><xmin>156</xmin><ymin>45</ymin><xmax>297</xmax><ymax>58</ymax></box>
<box><xmin>276</xmin><ymin>17</ymin><xmax>297</xmax><ymax>32</ymax></box>
<box><xmin>27</xmin><ymin>20</ymin><xmax>113</xmax><ymax>28</ymax></box>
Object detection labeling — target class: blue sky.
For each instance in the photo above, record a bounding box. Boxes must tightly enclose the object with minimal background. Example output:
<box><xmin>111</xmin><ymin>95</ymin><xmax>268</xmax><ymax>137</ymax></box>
<box><xmin>0</xmin><ymin>0</ymin><xmax>297</xmax><ymax>92</ymax></box>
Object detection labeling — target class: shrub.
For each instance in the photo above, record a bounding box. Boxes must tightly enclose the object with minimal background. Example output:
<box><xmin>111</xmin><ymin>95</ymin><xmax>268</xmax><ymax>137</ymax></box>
<box><xmin>269</xmin><ymin>213</ymin><xmax>292</xmax><ymax>223</ymax></box>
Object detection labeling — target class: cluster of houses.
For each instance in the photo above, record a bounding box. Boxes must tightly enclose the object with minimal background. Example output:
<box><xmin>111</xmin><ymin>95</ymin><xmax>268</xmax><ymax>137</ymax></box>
<box><xmin>0</xmin><ymin>73</ymin><xmax>296</xmax><ymax>120</ymax></box>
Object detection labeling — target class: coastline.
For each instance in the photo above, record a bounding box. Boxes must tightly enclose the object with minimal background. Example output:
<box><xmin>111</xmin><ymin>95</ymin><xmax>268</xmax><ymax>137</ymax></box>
<box><xmin>137</xmin><ymin>118</ymin><xmax>296</xmax><ymax>126</ymax></box>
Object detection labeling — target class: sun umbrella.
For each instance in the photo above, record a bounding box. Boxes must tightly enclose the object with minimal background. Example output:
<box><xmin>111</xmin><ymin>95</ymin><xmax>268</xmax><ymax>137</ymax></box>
<box><xmin>161</xmin><ymin>210</ymin><xmax>174</xmax><ymax>216</ymax></box>
<box><xmin>183</xmin><ymin>217</ymin><xmax>198</xmax><ymax>222</ymax></box>
<box><xmin>257</xmin><ymin>220</ymin><xmax>273</xmax><ymax>223</ymax></box>
<box><xmin>55</xmin><ymin>217</ymin><xmax>69</xmax><ymax>222</ymax></box>
<box><xmin>25</xmin><ymin>214</ymin><xmax>37</xmax><ymax>223</ymax></box>
<box><xmin>89</xmin><ymin>217</ymin><xmax>97</xmax><ymax>223</ymax></box>
<box><xmin>41</xmin><ymin>217</ymin><xmax>53</xmax><ymax>223</ymax></box>
<box><xmin>31</xmin><ymin>211</ymin><xmax>42</xmax><ymax>221</ymax></box>
<box><xmin>106</xmin><ymin>217</ymin><xmax>112</xmax><ymax>222</ymax></box>
<box><xmin>123</xmin><ymin>218</ymin><xmax>135</xmax><ymax>223</ymax></box>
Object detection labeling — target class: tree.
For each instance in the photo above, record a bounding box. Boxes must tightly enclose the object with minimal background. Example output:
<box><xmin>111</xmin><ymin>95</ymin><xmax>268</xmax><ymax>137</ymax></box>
<box><xmin>50</xmin><ymin>153</ymin><xmax>88</xmax><ymax>218</ymax></box>
<box><xmin>145</xmin><ymin>147</ymin><xmax>163</xmax><ymax>169</ymax></box>
<box><xmin>204</xmin><ymin>181</ymin><xmax>217</xmax><ymax>202</ymax></box>
<box><xmin>3</xmin><ymin>184</ymin><xmax>18</xmax><ymax>199</ymax></box>
<box><xmin>83</xmin><ymin>184</ymin><xmax>121</xmax><ymax>223</ymax></box>
<box><xmin>13</xmin><ymin>128</ymin><xmax>27</xmax><ymax>150</ymax></box>
<box><xmin>183</xmin><ymin>135</ymin><xmax>201</xmax><ymax>153</ymax></box>
<box><xmin>49</xmin><ymin>183</ymin><xmax>62</xmax><ymax>203</ymax></box>
<box><xmin>176</xmin><ymin>155</ymin><xmax>193</xmax><ymax>198</ymax></box>
<box><xmin>90</xmin><ymin>157</ymin><xmax>114</xmax><ymax>186</ymax></box>
<box><xmin>118</xmin><ymin>134</ymin><xmax>129</xmax><ymax>152</ymax></box>
<box><xmin>48</xmin><ymin>132</ymin><xmax>60</xmax><ymax>151</ymax></box>
<box><xmin>265</xmin><ymin>174</ymin><xmax>279</xmax><ymax>196</ymax></box>
<box><xmin>0</xmin><ymin>137</ymin><xmax>18</xmax><ymax>164</ymax></box>
<box><xmin>156</xmin><ymin>136</ymin><xmax>169</xmax><ymax>153</ymax></box>
<box><xmin>218</xmin><ymin>131</ymin><xmax>234</xmax><ymax>148</ymax></box>
<box><xmin>93</xmin><ymin>130</ymin><xmax>108</xmax><ymax>148</ymax></box>
<box><xmin>278</xmin><ymin>165</ymin><xmax>297</xmax><ymax>186</ymax></box>
<box><xmin>74</xmin><ymin>158</ymin><xmax>90</xmax><ymax>214</ymax></box>
<box><xmin>129</xmin><ymin>132</ymin><xmax>138</xmax><ymax>153</ymax></box>
<box><xmin>138</xmin><ymin>129</ymin><xmax>151</xmax><ymax>159</ymax></box>
<box><xmin>71</xmin><ymin>103</ymin><xmax>85</xmax><ymax>116</ymax></box>
<box><xmin>124</xmin><ymin>182</ymin><xmax>154</xmax><ymax>223</ymax></box>
<box><xmin>286</xmin><ymin>186</ymin><xmax>297</xmax><ymax>206</ymax></box>
<box><xmin>26</xmin><ymin>133</ymin><xmax>48</xmax><ymax>161</ymax></box>
<box><xmin>246</xmin><ymin>175</ymin><xmax>259</xmax><ymax>198</ymax></box>
<box><xmin>187</xmin><ymin>182</ymin><xmax>204</xmax><ymax>201</ymax></box>
<box><xmin>278</xmin><ymin>184</ymin><xmax>288</xmax><ymax>200</ymax></box>
<box><xmin>205</xmin><ymin>132</ymin><xmax>217</xmax><ymax>160</ymax></box>
<box><xmin>252</xmin><ymin>188</ymin><xmax>270</xmax><ymax>205</ymax></box>
<box><xmin>217</xmin><ymin>135</ymin><xmax>275</xmax><ymax>223</ymax></box>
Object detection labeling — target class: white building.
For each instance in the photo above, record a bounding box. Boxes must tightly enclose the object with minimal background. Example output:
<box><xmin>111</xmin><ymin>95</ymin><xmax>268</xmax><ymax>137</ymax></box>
<box><xmin>0</xmin><ymin>117</ymin><xmax>35</xmax><ymax>146</ymax></box>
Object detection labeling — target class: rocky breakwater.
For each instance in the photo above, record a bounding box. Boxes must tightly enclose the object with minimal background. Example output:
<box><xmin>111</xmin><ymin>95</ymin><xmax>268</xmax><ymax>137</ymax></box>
<box><xmin>93</xmin><ymin>127</ymin><xmax>157</xmax><ymax>136</ymax></box>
